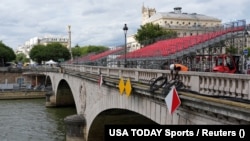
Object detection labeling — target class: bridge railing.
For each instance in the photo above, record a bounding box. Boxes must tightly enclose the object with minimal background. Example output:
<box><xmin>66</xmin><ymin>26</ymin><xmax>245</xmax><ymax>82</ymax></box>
<box><xmin>61</xmin><ymin>64</ymin><xmax>250</xmax><ymax>101</ymax></box>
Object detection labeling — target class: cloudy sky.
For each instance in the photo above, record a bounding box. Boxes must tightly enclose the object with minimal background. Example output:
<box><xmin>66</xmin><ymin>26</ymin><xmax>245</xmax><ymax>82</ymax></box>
<box><xmin>0</xmin><ymin>0</ymin><xmax>249</xmax><ymax>50</ymax></box>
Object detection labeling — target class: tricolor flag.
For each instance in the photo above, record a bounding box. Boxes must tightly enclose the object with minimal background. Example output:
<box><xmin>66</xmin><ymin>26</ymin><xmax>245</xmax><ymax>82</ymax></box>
<box><xmin>98</xmin><ymin>74</ymin><xmax>103</xmax><ymax>88</ymax></box>
<box><xmin>165</xmin><ymin>86</ymin><xmax>181</xmax><ymax>114</ymax></box>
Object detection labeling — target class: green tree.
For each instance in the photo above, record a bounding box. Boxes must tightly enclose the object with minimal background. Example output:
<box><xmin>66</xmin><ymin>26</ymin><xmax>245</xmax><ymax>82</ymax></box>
<box><xmin>72</xmin><ymin>45</ymin><xmax>82</xmax><ymax>58</ymax></box>
<box><xmin>226</xmin><ymin>46</ymin><xmax>238</xmax><ymax>54</ymax></box>
<box><xmin>46</xmin><ymin>43</ymin><xmax>71</xmax><ymax>61</ymax></box>
<box><xmin>134</xmin><ymin>23</ymin><xmax>177</xmax><ymax>45</ymax></box>
<box><xmin>246</xmin><ymin>47</ymin><xmax>250</xmax><ymax>58</ymax></box>
<box><xmin>72</xmin><ymin>45</ymin><xmax>109</xmax><ymax>56</ymax></box>
<box><xmin>16</xmin><ymin>53</ymin><xmax>30</xmax><ymax>64</ymax></box>
<box><xmin>29</xmin><ymin>44</ymin><xmax>46</xmax><ymax>64</ymax></box>
<box><xmin>82</xmin><ymin>45</ymin><xmax>109</xmax><ymax>55</ymax></box>
<box><xmin>29</xmin><ymin>43</ymin><xmax>70</xmax><ymax>64</ymax></box>
<box><xmin>0</xmin><ymin>41</ymin><xmax>16</xmax><ymax>65</ymax></box>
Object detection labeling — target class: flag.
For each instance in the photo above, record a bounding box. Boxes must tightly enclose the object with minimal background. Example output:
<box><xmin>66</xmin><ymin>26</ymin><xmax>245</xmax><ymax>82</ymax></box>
<box><xmin>165</xmin><ymin>86</ymin><xmax>181</xmax><ymax>114</ymax></box>
<box><xmin>98</xmin><ymin>74</ymin><xmax>103</xmax><ymax>88</ymax></box>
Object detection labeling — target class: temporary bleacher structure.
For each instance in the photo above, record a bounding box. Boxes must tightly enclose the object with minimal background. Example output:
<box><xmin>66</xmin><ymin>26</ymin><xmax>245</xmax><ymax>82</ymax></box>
<box><xmin>64</xmin><ymin>20</ymin><xmax>247</xmax><ymax>69</ymax></box>
<box><xmin>64</xmin><ymin>47</ymin><xmax>124</xmax><ymax>65</ymax></box>
<box><xmin>117</xmin><ymin>25</ymin><xmax>245</xmax><ymax>61</ymax></box>
<box><xmin>89</xmin><ymin>47</ymin><xmax>124</xmax><ymax>62</ymax></box>
<box><xmin>73</xmin><ymin>53</ymin><xmax>96</xmax><ymax>64</ymax></box>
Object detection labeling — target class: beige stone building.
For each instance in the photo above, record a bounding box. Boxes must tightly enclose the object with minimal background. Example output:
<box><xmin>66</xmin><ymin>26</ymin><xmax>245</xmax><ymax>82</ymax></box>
<box><xmin>39</xmin><ymin>36</ymin><xmax>68</xmax><ymax>47</ymax></box>
<box><xmin>128</xmin><ymin>6</ymin><xmax>222</xmax><ymax>51</ymax></box>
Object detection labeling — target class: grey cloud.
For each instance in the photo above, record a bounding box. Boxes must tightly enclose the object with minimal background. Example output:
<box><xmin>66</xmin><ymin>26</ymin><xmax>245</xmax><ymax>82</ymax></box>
<box><xmin>0</xmin><ymin>0</ymin><xmax>249</xmax><ymax>50</ymax></box>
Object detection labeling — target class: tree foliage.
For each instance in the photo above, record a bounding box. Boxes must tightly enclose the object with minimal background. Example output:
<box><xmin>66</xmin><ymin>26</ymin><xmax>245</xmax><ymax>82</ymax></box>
<box><xmin>0</xmin><ymin>41</ymin><xmax>16</xmax><ymax>63</ymax></box>
<box><xmin>225</xmin><ymin>46</ymin><xmax>250</xmax><ymax>58</ymax></box>
<box><xmin>246</xmin><ymin>47</ymin><xmax>250</xmax><ymax>57</ymax></box>
<box><xmin>71</xmin><ymin>45</ymin><xmax>82</xmax><ymax>57</ymax></box>
<box><xmin>29</xmin><ymin>43</ymin><xmax>70</xmax><ymax>64</ymax></box>
<box><xmin>226</xmin><ymin>46</ymin><xmax>238</xmax><ymax>54</ymax></box>
<box><xmin>16</xmin><ymin>53</ymin><xmax>30</xmax><ymax>63</ymax></box>
<box><xmin>71</xmin><ymin>45</ymin><xmax>109</xmax><ymax>57</ymax></box>
<box><xmin>134</xmin><ymin>23</ymin><xmax>177</xmax><ymax>45</ymax></box>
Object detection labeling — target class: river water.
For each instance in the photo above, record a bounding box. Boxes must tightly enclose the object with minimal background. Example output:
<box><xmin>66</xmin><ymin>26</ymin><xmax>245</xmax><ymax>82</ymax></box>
<box><xmin>0</xmin><ymin>98</ymin><xmax>76</xmax><ymax>141</ymax></box>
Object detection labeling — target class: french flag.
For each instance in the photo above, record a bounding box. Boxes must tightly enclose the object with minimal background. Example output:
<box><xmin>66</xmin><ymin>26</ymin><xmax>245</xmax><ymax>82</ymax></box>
<box><xmin>165</xmin><ymin>86</ymin><xmax>181</xmax><ymax>114</ymax></box>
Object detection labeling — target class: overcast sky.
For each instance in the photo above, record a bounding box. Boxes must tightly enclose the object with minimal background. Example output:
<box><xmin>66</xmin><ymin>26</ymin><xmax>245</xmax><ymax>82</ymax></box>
<box><xmin>0</xmin><ymin>0</ymin><xmax>249</xmax><ymax>50</ymax></box>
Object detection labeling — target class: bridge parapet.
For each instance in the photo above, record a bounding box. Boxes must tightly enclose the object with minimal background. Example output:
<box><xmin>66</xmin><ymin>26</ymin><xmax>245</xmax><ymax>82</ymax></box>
<box><xmin>194</xmin><ymin>72</ymin><xmax>250</xmax><ymax>100</ymax></box>
<box><xmin>62</xmin><ymin>64</ymin><xmax>250</xmax><ymax>101</ymax></box>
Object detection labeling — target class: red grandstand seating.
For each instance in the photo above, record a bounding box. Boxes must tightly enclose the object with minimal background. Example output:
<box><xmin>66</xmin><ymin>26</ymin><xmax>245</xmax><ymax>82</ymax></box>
<box><xmin>89</xmin><ymin>47</ymin><xmax>123</xmax><ymax>61</ymax></box>
<box><xmin>117</xmin><ymin>25</ymin><xmax>245</xmax><ymax>60</ymax></box>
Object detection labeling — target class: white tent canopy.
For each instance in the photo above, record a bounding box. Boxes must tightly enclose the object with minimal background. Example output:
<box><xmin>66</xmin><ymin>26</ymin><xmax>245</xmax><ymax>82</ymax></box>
<box><xmin>45</xmin><ymin>60</ymin><xmax>58</xmax><ymax>65</ymax></box>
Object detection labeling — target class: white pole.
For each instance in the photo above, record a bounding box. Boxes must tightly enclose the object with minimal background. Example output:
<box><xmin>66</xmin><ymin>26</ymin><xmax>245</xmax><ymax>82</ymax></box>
<box><xmin>68</xmin><ymin>25</ymin><xmax>73</xmax><ymax>63</ymax></box>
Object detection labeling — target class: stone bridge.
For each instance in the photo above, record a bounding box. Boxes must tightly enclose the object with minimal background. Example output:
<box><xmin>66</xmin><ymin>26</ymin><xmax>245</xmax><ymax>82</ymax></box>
<box><xmin>39</xmin><ymin>65</ymin><xmax>250</xmax><ymax>141</ymax></box>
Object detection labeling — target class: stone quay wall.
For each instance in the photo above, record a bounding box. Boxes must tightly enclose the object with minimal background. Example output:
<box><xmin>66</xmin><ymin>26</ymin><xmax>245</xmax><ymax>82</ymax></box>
<box><xmin>0</xmin><ymin>91</ymin><xmax>46</xmax><ymax>100</ymax></box>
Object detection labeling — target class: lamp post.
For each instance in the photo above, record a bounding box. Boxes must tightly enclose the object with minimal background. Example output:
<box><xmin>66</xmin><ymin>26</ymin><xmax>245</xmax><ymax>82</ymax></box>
<box><xmin>123</xmin><ymin>24</ymin><xmax>128</xmax><ymax>68</ymax></box>
<box><xmin>243</xmin><ymin>29</ymin><xmax>249</xmax><ymax>71</ymax></box>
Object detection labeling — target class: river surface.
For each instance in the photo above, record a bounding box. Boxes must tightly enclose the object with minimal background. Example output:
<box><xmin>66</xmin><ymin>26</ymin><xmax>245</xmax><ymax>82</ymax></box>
<box><xmin>0</xmin><ymin>98</ymin><xmax>76</xmax><ymax>141</ymax></box>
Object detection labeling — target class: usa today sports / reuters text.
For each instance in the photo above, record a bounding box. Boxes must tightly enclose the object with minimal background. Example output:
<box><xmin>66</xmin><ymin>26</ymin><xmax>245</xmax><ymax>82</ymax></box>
<box><xmin>104</xmin><ymin>125</ymin><xmax>250</xmax><ymax>140</ymax></box>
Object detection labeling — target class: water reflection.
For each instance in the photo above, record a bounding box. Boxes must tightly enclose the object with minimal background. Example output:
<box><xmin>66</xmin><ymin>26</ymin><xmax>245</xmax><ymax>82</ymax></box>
<box><xmin>0</xmin><ymin>99</ymin><xmax>76</xmax><ymax>141</ymax></box>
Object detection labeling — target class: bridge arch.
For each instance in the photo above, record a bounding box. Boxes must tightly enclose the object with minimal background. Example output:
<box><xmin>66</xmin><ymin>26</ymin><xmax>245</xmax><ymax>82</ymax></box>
<box><xmin>56</xmin><ymin>79</ymin><xmax>75</xmax><ymax>107</ymax></box>
<box><xmin>46</xmin><ymin>72</ymin><xmax>88</xmax><ymax>114</ymax></box>
<box><xmin>88</xmin><ymin>108</ymin><xmax>157</xmax><ymax>141</ymax></box>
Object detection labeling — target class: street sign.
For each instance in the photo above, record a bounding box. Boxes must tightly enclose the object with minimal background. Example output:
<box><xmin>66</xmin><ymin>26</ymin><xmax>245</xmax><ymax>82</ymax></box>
<box><xmin>118</xmin><ymin>77</ymin><xmax>132</xmax><ymax>96</ymax></box>
<box><xmin>243</xmin><ymin>49</ymin><xmax>248</xmax><ymax>55</ymax></box>
<box><xmin>118</xmin><ymin>77</ymin><xmax>125</xmax><ymax>94</ymax></box>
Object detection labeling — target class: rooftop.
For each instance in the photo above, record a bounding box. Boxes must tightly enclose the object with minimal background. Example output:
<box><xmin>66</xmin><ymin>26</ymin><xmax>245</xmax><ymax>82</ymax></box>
<box><xmin>145</xmin><ymin>7</ymin><xmax>221</xmax><ymax>23</ymax></box>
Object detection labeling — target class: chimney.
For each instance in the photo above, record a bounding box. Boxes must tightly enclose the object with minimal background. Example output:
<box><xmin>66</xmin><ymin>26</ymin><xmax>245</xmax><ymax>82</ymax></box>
<box><xmin>174</xmin><ymin>7</ymin><xmax>182</xmax><ymax>14</ymax></box>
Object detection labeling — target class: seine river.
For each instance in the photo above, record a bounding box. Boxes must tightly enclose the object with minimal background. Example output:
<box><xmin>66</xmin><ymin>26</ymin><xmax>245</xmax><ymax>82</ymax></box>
<box><xmin>0</xmin><ymin>98</ymin><xmax>76</xmax><ymax>141</ymax></box>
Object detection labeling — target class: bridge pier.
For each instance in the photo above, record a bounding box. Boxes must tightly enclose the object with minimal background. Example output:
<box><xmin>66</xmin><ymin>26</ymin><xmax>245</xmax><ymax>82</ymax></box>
<box><xmin>64</xmin><ymin>114</ymin><xmax>86</xmax><ymax>141</ymax></box>
<box><xmin>45</xmin><ymin>91</ymin><xmax>57</xmax><ymax>107</ymax></box>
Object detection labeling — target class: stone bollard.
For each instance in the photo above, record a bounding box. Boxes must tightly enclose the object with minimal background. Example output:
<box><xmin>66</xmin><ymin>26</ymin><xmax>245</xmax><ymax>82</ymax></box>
<box><xmin>64</xmin><ymin>114</ymin><xmax>86</xmax><ymax>141</ymax></box>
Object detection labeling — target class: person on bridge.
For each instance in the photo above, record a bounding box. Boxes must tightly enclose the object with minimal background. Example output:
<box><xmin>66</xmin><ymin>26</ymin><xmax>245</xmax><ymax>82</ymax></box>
<box><xmin>169</xmin><ymin>64</ymin><xmax>188</xmax><ymax>80</ymax></box>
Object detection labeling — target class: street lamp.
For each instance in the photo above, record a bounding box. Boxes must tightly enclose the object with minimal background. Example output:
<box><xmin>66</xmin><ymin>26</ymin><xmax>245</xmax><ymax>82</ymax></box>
<box><xmin>243</xmin><ymin>29</ymin><xmax>249</xmax><ymax>71</ymax></box>
<box><xmin>123</xmin><ymin>24</ymin><xmax>128</xmax><ymax>68</ymax></box>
